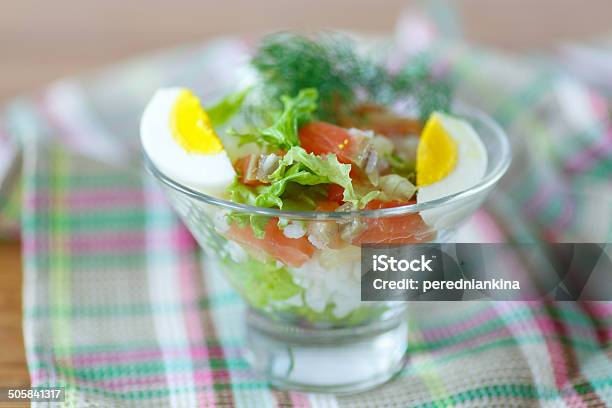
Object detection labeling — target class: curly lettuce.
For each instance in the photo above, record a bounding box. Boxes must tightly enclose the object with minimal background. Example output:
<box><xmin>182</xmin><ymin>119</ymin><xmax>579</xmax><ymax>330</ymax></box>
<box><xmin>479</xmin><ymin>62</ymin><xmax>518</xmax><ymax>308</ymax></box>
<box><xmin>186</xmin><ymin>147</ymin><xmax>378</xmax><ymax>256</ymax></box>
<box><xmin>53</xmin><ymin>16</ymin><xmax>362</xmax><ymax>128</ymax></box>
<box><xmin>225</xmin><ymin>146</ymin><xmax>379</xmax><ymax>237</ymax></box>
<box><xmin>230</xmin><ymin>88</ymin><xmax>318</xmax><ymax>149</ymax></box>
<box><xmin>231</xmin><ymin>146</ymin><xmax>378</xmax><ymax>212</ymax></box>
<box><xmin>268</xmin><ymin>146</ymin><xmax>379</xmax><ymax>208</ymax></box>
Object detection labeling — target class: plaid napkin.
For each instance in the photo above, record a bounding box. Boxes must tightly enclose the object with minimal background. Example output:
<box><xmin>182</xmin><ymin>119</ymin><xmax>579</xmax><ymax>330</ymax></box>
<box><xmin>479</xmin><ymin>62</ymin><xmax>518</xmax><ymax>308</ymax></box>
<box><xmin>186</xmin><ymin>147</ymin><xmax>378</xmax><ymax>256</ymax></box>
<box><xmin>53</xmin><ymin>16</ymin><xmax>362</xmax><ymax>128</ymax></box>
<box><xmin>2</xmin><ymin>10</ymin><xmax>612</xmax><ymax>407</ymax></box>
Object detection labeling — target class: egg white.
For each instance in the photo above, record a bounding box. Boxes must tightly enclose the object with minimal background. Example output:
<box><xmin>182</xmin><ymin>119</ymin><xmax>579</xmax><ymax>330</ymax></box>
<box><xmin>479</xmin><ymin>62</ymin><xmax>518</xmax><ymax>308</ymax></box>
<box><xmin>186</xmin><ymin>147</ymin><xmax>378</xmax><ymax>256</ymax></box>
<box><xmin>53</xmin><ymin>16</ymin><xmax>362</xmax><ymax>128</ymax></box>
<box><xmin>141</xmin><ymin>88</ymin><xmax>236</xmax><ymax>197</ymax></box>
<box><xmin>417</xmin><ymin>113</ymin><xmax>488</xmax><ymax>228</ymax></box>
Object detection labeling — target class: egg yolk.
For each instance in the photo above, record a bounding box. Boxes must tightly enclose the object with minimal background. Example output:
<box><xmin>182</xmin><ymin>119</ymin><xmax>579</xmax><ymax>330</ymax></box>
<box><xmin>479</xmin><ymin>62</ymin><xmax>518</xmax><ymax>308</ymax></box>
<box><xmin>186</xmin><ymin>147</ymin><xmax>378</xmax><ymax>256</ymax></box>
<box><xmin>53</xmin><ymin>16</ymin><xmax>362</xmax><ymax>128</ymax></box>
<box><xmin>416</xmin><ymin>113</ymin><xmax>458</xmax><ymax>187</ymax></box>
<box><xmin>171</xmin><ymin>90</ymin><xmax>223</xmax><ymax>154</ymax></box>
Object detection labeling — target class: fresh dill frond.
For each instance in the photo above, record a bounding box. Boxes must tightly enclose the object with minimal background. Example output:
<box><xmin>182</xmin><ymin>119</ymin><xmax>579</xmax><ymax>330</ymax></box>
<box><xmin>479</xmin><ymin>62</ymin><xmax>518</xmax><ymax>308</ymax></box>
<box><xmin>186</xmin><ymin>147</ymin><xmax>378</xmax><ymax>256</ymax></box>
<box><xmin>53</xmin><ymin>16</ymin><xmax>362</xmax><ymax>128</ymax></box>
<box><xmin>250</xmin><ymin>32</ymin><xmax>452</xmax><ymax>123</ymax></box>
<box><xmin>251</xmin><ymin>32</ymin><xmax>378</xmax><ymax>121</ymax></box>
<box><xmin>392</xmin><ymin>55</ymin><xmax>453</xmax><ymax>121</ymax></box>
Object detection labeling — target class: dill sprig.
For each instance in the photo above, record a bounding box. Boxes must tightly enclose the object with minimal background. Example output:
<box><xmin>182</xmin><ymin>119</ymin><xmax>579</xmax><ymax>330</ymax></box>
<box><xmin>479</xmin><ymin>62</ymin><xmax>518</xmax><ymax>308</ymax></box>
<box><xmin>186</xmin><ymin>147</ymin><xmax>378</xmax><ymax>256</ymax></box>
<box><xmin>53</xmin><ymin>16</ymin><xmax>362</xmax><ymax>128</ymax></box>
<box><xmin>392</xmin><ymin>56</ymin><xmax>453</xmax><ymax>121</ymax></box>
<box><xmin>251</xmin><ymin>33</ymin><xmax>378</xmax><ymax>121</ymax></box>
<box><xmin>250</xmin><ymin>32</ymin><xmax>452</xmax><ymax>122</ymax></box>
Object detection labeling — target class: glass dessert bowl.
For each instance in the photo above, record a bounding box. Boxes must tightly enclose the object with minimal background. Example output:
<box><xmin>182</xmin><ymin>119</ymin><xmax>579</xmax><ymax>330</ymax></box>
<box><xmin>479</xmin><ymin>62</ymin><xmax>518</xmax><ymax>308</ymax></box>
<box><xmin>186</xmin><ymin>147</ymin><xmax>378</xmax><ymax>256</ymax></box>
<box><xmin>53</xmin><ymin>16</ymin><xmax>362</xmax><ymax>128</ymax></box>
<box><xmin>143</xmin><ymin>104</ymin><xmax>510</xmax><ymax>394</ymax></box>
<box><xmin>140</xmin><ymin>32</ymin><xmax>512</xmax><ymax>393</ymax></box>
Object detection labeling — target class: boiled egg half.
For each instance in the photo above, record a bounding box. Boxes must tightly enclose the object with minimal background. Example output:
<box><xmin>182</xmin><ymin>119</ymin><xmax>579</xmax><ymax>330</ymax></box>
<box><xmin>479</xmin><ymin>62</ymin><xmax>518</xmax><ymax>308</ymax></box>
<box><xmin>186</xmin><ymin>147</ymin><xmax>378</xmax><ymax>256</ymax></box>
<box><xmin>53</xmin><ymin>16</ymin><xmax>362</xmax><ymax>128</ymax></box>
<box><xmin>141</xmin><ymin>88</ymin><xmax>236</xmax><ymax>196</ymax></box>
<box><xmin>416</xmin><ymin>112</ymin><xmax>488</xmax><ymax>228</ymax></box>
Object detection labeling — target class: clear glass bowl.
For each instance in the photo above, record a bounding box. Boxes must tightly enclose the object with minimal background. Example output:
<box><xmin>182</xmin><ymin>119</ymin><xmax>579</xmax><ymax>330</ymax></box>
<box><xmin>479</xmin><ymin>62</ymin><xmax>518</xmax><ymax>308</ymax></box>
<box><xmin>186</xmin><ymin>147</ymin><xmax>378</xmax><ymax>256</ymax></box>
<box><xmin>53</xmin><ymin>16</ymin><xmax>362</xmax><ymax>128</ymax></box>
<box><xmin>144</xmin><ymin>106</ymin><xmax>511</xmax><ymax>394</ymax></box>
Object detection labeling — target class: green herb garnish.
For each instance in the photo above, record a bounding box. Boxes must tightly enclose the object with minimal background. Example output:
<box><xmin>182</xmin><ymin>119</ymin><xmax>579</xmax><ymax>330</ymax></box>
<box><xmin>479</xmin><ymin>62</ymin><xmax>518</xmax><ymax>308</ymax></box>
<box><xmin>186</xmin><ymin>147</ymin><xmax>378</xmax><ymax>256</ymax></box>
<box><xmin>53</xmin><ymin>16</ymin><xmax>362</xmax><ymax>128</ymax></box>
<box><xmin>206</xmin><ymin>87</ymin><xmax>251</xmax><ymax>127</ymax></box>
<box><xmin>251</xmin><ymin>32</ymin><xmax>452</xmax><ymax>122</ymax></box>
<box><xmin>230</xmin><ymin>88</ymin><xmax>318</xmax><ymax>150</ymax></box>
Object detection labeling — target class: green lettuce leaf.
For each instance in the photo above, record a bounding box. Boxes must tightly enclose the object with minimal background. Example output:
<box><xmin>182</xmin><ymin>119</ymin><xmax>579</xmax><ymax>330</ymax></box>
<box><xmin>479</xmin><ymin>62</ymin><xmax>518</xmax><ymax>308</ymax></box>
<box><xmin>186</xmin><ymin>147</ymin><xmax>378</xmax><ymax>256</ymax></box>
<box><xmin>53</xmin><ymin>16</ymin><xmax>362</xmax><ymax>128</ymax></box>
<box><xmin>225</xmin><ymin>179</ymin><xmax>269</xmax><ymax>238</ymax></box>
<box><xmin>224</xmin><ymin>146</ymin><xmax>380</xmax><ymax>237</ymax></box>
<box><xmin>281</xmin><ymin>184</ymin><xmax>327</xmax><ymax>211</ymax></box>
<box><xmin>230</xmin><ymin>88</ymin><xmax>318</xmax><ymax>149</ymax></box>
<box><xmin>206</xmin><ymin>87</ymin><xmax>251</xmax><ymax>127</ymax></box>
<box><xmin>269</xmin><ymin>146</ymin><xmax>379</xmax><ymax>208</ymax></box>
<box><xmin>221</xmin><ymin>254</ymin><xmax>302</xmax><ymax>308</ymax></box>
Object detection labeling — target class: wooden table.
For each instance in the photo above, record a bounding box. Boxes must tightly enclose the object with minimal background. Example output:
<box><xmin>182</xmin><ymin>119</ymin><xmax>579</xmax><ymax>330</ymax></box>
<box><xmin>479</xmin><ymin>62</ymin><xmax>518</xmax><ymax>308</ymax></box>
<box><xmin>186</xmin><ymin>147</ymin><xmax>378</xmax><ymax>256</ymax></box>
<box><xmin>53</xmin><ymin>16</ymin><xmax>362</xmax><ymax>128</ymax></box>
<box><xmin>1</xmin><ymin>0</ymin><xmax>610</xmax><ymax>397</ymax></box>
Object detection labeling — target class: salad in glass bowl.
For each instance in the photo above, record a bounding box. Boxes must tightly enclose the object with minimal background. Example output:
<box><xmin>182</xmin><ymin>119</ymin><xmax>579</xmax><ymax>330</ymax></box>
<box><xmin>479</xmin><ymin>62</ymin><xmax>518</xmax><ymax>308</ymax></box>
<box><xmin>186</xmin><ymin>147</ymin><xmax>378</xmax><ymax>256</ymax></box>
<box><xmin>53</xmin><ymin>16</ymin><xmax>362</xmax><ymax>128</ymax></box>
<box><xmin>141</xmin><ymin>33</ymin><xmax>510</xmax><ymax>393</ymax></box>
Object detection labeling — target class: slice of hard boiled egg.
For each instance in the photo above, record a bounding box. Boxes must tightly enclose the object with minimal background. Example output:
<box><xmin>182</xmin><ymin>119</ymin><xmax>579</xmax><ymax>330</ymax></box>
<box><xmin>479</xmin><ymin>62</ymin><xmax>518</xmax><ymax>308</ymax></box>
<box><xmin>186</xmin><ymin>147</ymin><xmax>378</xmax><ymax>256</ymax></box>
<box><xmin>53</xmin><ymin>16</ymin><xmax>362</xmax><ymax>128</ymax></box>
<box><xmin>416</xmin><ymin>112</ymin><xmax>488</xmax><ymax>228</ymax></box>
<box><xmin>141</xmin><ymin>88</ymin><xmax>236</xmax><ymax>196</ymax></box>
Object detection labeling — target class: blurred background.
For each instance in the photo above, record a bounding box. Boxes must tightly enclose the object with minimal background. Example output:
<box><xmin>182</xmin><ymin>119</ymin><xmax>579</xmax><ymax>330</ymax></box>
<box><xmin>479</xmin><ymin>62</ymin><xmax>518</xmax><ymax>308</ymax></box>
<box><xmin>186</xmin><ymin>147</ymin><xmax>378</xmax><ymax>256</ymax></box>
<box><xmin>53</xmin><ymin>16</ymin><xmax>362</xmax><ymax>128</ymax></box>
<box><xmin>2</xmin><ymin>0</ymin><xmax>612</xmax><ymax>102</ymax></box>
<box><xmin>1</xmin><ymin>0</ymin><xmax>611</xmax><ymax>390</ymax></box>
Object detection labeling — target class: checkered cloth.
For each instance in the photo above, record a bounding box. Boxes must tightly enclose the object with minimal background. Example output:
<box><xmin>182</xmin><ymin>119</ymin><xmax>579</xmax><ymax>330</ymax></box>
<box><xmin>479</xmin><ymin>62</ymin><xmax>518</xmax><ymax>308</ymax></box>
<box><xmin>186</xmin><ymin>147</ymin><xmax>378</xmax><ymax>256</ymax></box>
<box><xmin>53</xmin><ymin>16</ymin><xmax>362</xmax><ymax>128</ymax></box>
<box><xmin>2</xmin><ymin>10</ymin><xmax>612</xmax><ymax>407</ymax></box>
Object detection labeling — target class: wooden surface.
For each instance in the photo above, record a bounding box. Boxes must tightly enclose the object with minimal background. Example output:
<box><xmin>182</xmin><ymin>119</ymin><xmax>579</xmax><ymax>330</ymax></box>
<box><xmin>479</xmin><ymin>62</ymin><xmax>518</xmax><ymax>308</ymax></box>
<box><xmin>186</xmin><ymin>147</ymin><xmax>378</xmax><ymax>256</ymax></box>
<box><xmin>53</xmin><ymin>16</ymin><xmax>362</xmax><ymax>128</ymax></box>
<box><xmin>0</xmin><ymin>241</ymin><xmax>28</xmax><ymax>408</ymax></box>
<box><xmin>1</xmin><ymin>0</ymin><xmax>611</xmax><ymax>395</ymax></box>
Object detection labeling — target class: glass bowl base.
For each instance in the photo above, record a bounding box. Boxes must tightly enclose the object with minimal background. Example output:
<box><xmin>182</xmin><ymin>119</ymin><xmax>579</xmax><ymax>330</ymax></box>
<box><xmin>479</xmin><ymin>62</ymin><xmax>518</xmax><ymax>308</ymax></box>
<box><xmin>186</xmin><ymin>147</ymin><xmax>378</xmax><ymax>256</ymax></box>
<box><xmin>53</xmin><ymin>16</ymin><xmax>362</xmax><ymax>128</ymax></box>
<box><xmin>243</xmin><ymin>308</ymin><xmax>408</xmax><ymax>395</ymax></box>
